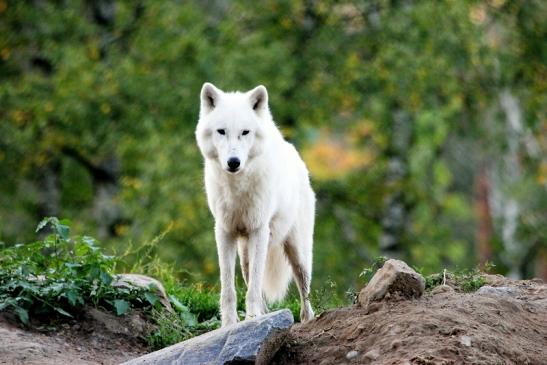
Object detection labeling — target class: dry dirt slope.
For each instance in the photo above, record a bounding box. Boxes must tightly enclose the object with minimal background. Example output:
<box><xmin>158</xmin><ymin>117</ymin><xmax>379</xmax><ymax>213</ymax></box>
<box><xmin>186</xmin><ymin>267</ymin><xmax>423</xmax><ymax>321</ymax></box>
<box><xmin>0</xmin><ymin>308</ymin><xmax>148</xmax><ymax>365</ymax></box>
<box><xmin>0</xmin><ymin>276</ymin><xmax>545</xmax><ymax>365</ymax></box>
<box><xmin>272</xmin><ymin>276</ymin><xmax>547</xmax><ymax>365</ymax></box>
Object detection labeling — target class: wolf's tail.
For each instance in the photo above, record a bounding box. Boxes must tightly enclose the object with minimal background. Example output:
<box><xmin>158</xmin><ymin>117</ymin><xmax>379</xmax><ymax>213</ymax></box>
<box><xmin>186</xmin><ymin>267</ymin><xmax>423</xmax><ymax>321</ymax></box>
<box><xmin>262</xmin><ymin>243</ymin><xmax>292</xmax><ymax>304</ymax></box>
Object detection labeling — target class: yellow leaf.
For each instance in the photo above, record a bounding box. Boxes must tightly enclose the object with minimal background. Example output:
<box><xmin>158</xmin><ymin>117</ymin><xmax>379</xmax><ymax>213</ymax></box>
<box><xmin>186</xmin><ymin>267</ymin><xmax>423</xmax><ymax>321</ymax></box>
<box><xmin>1</xmin><ymin>47</ymin><xmax>10</xmax><ymax>60</ymax></box>
<box><xmin>100</xmin><ymin>103</ymin><xmax>111</xmax><ymax>114</ymax></box>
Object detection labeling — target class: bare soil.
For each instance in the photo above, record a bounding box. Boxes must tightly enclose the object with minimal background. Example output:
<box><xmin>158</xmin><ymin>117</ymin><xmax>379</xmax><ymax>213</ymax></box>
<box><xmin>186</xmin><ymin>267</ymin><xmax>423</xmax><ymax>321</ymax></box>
<box><xmin>0</xmin><ymin>307</ymin><xmax>149</xmax><ymax>365</ymax></box>
<box><xmin>271</xmin><ymin>276</ymin><xmax>547</xmax><ymax>365</ymax></box>
<box><xmin>1</xmin><ymin>276</ymin><xmax>545</xmax><ymax>365</ymax></box>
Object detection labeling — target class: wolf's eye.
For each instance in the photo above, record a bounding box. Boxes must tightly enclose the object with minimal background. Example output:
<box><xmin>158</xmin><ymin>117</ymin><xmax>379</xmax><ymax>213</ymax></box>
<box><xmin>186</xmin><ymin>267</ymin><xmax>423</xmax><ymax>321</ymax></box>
<box><xmin>217</xmin><ymin>129</ymin><xmax>226</xmax><ymax>135</ymax></box>
<box><xmin>242</xmin><ymin>130</ymin><xmax>250</xmax><ymax>136</ymax></box>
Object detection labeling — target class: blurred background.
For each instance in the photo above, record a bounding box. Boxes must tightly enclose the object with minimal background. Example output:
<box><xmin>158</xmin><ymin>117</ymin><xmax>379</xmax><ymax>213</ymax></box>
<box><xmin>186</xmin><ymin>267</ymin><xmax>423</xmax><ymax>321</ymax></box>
<box><xmin>0</xmin><ymin>0</ymin><xmax>545</xmax><ymax>292</ymax></box>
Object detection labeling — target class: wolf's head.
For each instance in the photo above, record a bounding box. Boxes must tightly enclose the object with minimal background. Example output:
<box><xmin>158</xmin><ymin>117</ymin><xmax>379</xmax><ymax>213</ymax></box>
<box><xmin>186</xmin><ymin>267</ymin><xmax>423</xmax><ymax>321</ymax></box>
<box><xmin>196</xmin><ymin>83</ymin><xmax>272</xmax><ymax>174</ymax></box>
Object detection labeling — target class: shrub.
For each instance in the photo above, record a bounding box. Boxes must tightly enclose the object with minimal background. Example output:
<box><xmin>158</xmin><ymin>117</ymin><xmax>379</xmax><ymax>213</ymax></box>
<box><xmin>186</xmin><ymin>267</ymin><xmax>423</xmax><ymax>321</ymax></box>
<box><xmin>0</xmin><ymin>217</ymin><xmax>159</xmax><ymax>324</ymax></box>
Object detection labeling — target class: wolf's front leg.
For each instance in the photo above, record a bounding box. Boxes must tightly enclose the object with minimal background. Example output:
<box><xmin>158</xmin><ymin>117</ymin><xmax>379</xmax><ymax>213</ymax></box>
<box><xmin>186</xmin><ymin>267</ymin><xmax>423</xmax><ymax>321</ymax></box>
<box><xmin>245</xmin><ymin>227</ymin><xmax>269</xmax><ymax>319</ymax></box>
<box><xmin>215</xmin><ymin>225</ymin><xmax>238</xmax><ymax>327</ymax></box>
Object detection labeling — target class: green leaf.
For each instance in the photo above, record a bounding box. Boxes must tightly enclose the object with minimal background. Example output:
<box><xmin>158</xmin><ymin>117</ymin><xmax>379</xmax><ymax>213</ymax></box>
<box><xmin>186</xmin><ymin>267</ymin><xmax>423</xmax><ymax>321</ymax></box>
<box><xmin>59</xmin><ymin>218</ymin><xmax>72</xmax><ymax>226</ymax></box>
<box><xmin>36</xmin><ymin>217</ymin><xmax>54</xmax><ymax>233</ymax></box>
<box><xmin>56</xmin><ymin>224</ymin><xmax>70</xmax><ymax>240</ymax></box>
<box><xmin>99</xmin><ymin>271</ymin><xmax>112</xmax><ymax>285</ymax></box>
<box><xmin>114</xmin><ymin>299</ymin><xmax>130</xmax><ymax>316</ymax></box>
<box><xmin>89</xmin><ymin>267</ymin><xmax>100</xmax><ymax>280</ymax></box>
<box><xmin>168</xmin><ymin>295</ymin><xmax>198</xmax><ymax>327</ymax></box>
<box><xmin>179</xmin><ymin>309</ymin><xmax>197</xmax><ymax>327</ymax></box>
<box><xmin>54</xmin><ymin>307</ymin><xmax>73</xmax><ymax>317</ymax></box>
<box><xmin>0</xmin><ymin>298</ymin><xmax>15</xmax><ymax>312</ymax></box>
<box><xmin>65</xmin><ymin>290</ymin><xmax>79</xmax><ymax>306</ymax></box>
<box><xmin>169</xmin><ymin>295</ymin><xmax>187</xmax><ymax>312</ymax></box>
<box><xmin>14</xmin><ymin>307</ymin><xmax>29</xmax><ymax>325</ymax></box>
<box><xmin>144</xmin><ymin>292</ymin><xmax>159</xmax><ymax>306</ymax></box>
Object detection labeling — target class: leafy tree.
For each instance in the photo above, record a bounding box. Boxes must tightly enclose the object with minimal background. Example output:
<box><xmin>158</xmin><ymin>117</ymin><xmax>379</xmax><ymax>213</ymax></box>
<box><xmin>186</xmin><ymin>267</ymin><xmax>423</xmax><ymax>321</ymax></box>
<box><xmin>0</xmin><ymin>0</ymin><xmax>545</xmax><ymax>292</ymax></box>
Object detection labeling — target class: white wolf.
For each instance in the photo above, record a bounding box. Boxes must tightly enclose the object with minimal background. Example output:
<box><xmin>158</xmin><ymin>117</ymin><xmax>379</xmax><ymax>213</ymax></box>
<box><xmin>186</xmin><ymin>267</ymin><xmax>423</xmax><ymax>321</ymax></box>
<box><xmin>195</xmin><ymin>83</ymin><xmax>315</xmax><ymax>327</ymax></box>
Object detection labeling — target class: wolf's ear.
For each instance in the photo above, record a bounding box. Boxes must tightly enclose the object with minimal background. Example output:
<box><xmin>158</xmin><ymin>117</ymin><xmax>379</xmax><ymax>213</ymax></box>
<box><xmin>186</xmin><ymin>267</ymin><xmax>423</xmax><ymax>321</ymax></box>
<box><xmin>200</xmin><ymin>82</ymin><xmax>221</xmax><ymax>113</ymax></box>
<box><xmin>248</xmin><ymin>85</ymin><xmax>268</xmax><ymax>112</ymax></box>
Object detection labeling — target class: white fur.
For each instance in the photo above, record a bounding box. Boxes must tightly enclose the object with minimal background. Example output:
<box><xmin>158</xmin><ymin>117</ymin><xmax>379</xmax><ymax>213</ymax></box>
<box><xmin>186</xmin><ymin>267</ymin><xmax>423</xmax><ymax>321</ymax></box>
<box><xmin>196</xmin><ymin>83</ymin><xmax>315</xmax><ymax>327</ymax></box>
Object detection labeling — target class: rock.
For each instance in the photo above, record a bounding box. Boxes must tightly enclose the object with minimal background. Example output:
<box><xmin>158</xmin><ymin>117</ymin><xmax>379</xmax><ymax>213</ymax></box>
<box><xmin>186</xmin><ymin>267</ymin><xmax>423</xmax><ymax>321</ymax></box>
<box><xmin>346</xmin><ymin>350</ymin><xmax>359</xmax><ymax>360</ymax></box>
<box><xmin>112</xmin><ymin>274</ymin><xmax>173</xmax><ymax>312</ymax></box>
<box><xmin>364</xmin><ymin>348</ymin><xmax>380</xmax><ymax>360</ymax></box>
<box><xmin>477</xmin><ymin>286</ymin><xmax>519</xmax><ymax>298</ymax></box>
<box><xmin>482</xmin><ymin>274</ymin><xmax>510</xmax><ymax>286</ymax></box>
<box><xmin>460</xmin><ymin>335</ymin><xmax>472</xmax><ymax>347</ymax></box>
<box><xmin>122</xmin><ymin>309</ymin><xmax>294</xmax><ymax>365</ymax></box>
<box><xmin>358</xmin><ymin>259</ymin><xmax>425</xmax><ymax>309</ymax></box>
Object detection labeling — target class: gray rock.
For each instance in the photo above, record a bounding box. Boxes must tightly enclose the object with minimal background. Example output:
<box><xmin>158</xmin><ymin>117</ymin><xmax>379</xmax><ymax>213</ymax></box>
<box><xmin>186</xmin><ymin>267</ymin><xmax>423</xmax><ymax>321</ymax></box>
<box><xmin>346</xmin><ymin>350</ymin><xmax>359</xmax><ymax>360</ymax></box>
<box><xmin>113</xmin><ymin>274</ymin><xmax>173</xmax><ymax>313</ymax></box>
<box><xmin>358</xmin><ymin>259</ymin><xmax>425</xmax><ymax>309</ymax></box>
<box><xmin>460</xmin><ymin>335</ymin><xmax>472</xmax><ymax>347</ymax></box>
<box><xmin>122</xmin><ymin>309</ymin><xmax>294</xmax><ymax>365</ymax></box>
<box><xmin>477</xmin><ymin>286</ymin><xmax>519</xmax><ymax>297</ymax></box>
<box><xmin>364</xmin><ymin>348</ymin><xmax>380</xmax><ymax>360</ymax></box>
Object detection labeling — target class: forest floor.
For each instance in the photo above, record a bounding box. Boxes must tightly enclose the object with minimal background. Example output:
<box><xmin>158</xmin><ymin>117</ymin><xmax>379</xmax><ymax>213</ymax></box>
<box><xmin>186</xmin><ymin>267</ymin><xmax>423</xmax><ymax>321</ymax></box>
<box><xmin>0</xmin><ymin>307</ymin><xmax>148</xmax><ymax>365</ymax></box>
<box><xmin>272</xmin><ymin>275</ymin><xmax>547</xmax><ymax>365</ymax></box>
<box><xmin>0</xmin><ymin>275</ymin><xmax>545</xmax><ymax>365</ymax></box>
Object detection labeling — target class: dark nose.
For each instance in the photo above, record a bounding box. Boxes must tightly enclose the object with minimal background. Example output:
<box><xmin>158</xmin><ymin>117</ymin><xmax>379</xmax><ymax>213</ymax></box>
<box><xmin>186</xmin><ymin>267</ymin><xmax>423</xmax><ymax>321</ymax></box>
<box><xmin>227</xmin><ymin>157</ymin><xmax>240</xmax><ymax>171</ymax></box>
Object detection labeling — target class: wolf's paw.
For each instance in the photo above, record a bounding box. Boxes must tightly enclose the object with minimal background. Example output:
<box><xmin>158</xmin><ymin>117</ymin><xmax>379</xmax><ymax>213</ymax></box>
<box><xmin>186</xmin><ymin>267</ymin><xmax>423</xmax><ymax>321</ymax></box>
<box><xmin>244</xmin><ymin>304</ymin><xmax>264</xmax><ymax>320</ymax></box>
<box><xmin>300</xmin><ymin>302</ymin><xmax>315</xmax><ymax>322</ymax></box>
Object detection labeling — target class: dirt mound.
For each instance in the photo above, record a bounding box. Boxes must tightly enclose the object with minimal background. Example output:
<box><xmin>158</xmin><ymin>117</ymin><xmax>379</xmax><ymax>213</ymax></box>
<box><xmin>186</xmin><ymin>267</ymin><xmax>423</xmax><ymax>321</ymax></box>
<box><xmin>0</xmin><ymin>307</ymin><xmax>149</xmax><ymax>365</ymax></box>
<box><xmin>272</xmin><ymin>278</ymin><xmax>547</xmax><ymax>365</ymax></box>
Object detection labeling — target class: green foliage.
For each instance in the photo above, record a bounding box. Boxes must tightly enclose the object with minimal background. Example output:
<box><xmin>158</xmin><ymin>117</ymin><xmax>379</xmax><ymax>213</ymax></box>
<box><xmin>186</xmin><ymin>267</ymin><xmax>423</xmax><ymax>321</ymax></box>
<box><xmin>0</xmin><ymin>217</ymin><xmax>221</xmax><ymax>348</ymax></box>
<box><xmin>0</xmin><ymin>216</ymin><xmax>351</xmax><ymax>350</ymax></box>
<box><xmin>0</xmin><ymin>0</ymin><xmax>545</xmax><ymax>298</ymax></box>
<box><xmin>145</xmin><ymin>309</ymin><xmax>192</xmax><ymax>350</ymax></box>
<box><xmin>144</xmin><ymin>306</ymin><xmax>222</xmax><ymax>350</ymax></box>
<box><xmin>165</xmin><ymin>284</ymin><xmax>220</xmax><ymax>322</ymax></box>
<box><xmin>0</xmin><ymin>218</ymin><xmax>155</xmax><ymax>324</ymax></box>
<box><xmin>424</xmin><ymin>264</ymin><xmax>495</xmax><ymax>293</ymax></box>
<box><xmin>309</xmin><ymin>277</ymin><xmax>349</xmax><ymax>314</ymax></box>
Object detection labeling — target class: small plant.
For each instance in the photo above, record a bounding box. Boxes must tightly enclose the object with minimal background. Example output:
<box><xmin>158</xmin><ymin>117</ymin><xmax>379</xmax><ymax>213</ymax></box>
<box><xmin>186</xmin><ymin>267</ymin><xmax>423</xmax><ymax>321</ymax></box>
<box><xmin>424</xmin><ymin>271</ymin><xmax>444</xmax><ymax>290</ymax></box>
<box><xmin>167</xmin><ymin>283</ymin><xmax>222</xmax><ymax>322</ymax></box>
<box><xmin>345</xmin><ymin>287</ymin><xmax>359</xmax><ymax>304</ymax></box>
<box><xmin>424</xmin><ymin>266</ymin><xmax>491</xmax><ymax>292</ymax></box>
<box><xmin>145</xmin><ymin>309</ymin><xmax>193</xmax><ymax>349</ymax></box>
<box><xmin>455</xmin><ymin>268</ymin><xmax>487</xmax><ymax>292</ymax></box>
<box><xmin>145</xmin><ymin>302</ymin><xmax>222</xmax><ymax>350</ymax></box>
<box><xmin>0</xmin><ymin>217</ymin><xmax>159</xmax><ymax>325</ymax></box>
<box><xmin>359</xmin><ymin>256</ymin><xmax>388</xmax><ymax>284</ymax></box>
<box><xmin>310</xmin><ymin>277</ymin><xmax>347</xmax><ymax>315</ymax></box>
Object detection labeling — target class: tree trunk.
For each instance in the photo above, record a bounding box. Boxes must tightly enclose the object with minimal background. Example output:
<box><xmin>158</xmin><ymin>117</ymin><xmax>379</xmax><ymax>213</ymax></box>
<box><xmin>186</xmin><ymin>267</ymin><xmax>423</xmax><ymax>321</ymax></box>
<box><xmin>535</xmin><ymin>247</ymin><xmax>547</xmax><ymax>282</ymax></box>
<box><xmin>36</xmin><ymin>162</ymin><xmax>61</xmax><ymax>220</ymax></box>
<box><xmin>498</xmin><ymin>90</ymin><xmax>523</xmax><ymax>278</ymax></box>
<box><xmin>474</xmin><ymin>167</ymin><xmax>493</xmax><ymax>265</ymax></box>
<box><xmin>379</xmin><ymin>110</ymin><xmax>412</xmax><ymax>258</ymax></box>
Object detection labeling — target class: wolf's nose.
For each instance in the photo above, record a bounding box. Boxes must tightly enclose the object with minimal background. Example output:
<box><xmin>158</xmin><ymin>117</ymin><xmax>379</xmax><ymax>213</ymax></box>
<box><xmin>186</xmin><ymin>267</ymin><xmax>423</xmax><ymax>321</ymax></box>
<box><xmin>227</xmin><ymin>158</ymin><xmax>240</xmax><ymax>171</ymax></box>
